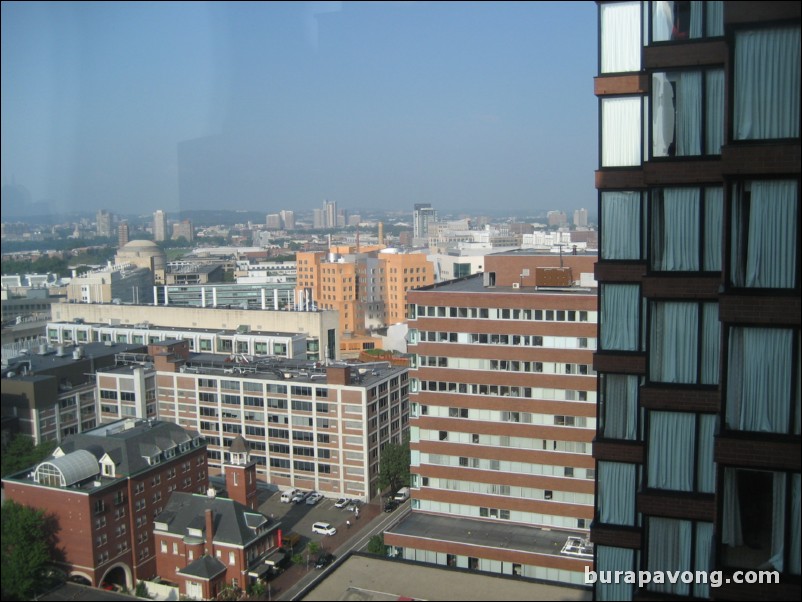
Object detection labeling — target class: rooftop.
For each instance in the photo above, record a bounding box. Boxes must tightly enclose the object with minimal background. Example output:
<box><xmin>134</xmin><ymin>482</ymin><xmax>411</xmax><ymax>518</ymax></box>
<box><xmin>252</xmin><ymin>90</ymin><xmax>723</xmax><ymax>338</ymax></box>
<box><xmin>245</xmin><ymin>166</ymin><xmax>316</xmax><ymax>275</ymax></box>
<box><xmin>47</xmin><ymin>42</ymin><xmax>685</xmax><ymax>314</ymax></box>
<box><xmin>413</xmin><ymin>274</ymin><xmax>596</xmax><ymax>295</ymax></box>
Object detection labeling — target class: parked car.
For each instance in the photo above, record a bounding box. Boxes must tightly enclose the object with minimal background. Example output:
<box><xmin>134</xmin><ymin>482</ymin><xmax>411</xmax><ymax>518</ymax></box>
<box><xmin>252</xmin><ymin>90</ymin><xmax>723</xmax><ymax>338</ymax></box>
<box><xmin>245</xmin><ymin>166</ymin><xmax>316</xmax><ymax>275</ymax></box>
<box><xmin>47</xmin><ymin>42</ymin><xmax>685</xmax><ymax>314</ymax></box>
<box><xmin>347</xmin><ymin>499</ymin><xmax>362</xmax><ymax>512</ymax></box>
<box><xmin>306</xmin><ymin>492</ymin><xmax>323</xmax><ymax>505</ymax></box>
<box><xmin>280</xmin><ymin>488</ymin><xmax>299</xmax><ymax>503</ymax></box>
<box><xmin>315</xmin><ymin>552</ymin><xmax>336</xmax><ymax>569</ymax></box>
<box><xmin>312</xmin><ymin>522</ymin><xmax>337</xmax><ymax>536</ymax></box>
<box><xmin>292</xmin><ymin>491</ymin><xmax>309</xmax><ymax>504</ymax></box>
<box><xmin>334</xmin><ymin>497</ymin><xmax>350</xmax><ymax>508</ymax></box>
<box><xmin>384</xmin><ymin>499</ymin><xmax>399</xmax><ymax>512</ymax></box>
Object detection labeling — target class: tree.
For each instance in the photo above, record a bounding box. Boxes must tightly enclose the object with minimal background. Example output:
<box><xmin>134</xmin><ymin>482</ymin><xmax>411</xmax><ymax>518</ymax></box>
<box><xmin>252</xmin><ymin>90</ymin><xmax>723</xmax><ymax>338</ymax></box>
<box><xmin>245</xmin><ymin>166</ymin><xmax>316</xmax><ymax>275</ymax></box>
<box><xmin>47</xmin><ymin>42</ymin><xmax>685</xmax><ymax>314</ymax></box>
<box><xmin>366</xmin><ymin>535</ymin><xmax>386</xmax><ymax>556</ymax></box>
<box><xmin>1</xmin><ymin>434</ymin><xmax>57</xmax><ymax>478</ymax></box>
<box><xmin>135</xmin><ymin>581</ymin><xmax>149</xmax><ymax>598</ymax></box>
<box><xmin>1</xmin><ymin>501</ymin><xmax>56</xmax><ymax>600</ymax></box>
<box><xmin>377</xmin><ymin>438</ymin><xmax>410</xmax><ymax>495</ymax></box>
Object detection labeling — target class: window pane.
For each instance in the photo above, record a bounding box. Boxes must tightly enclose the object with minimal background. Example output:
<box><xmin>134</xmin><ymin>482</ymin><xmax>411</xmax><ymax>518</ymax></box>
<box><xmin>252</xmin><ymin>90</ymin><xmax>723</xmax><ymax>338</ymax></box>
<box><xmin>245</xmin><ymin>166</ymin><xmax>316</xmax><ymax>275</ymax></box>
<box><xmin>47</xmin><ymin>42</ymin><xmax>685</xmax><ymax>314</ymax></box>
<box><xmin>648</xmin><ymin>411</ymin><xmax>695</xmax><ymax>491</ymax></box>
<box><xmin>703</xmin><ymin>187</ymin><xmax>723</xmax><ymax>271</ymax></box>
<box><xmin>601</xmin><ymin>191</ymin><xmax>643</xmax><ymax>260</ymax></box>
<box><xmin>648</xmin><ymin>518</ymin><xmax>692</xmax><ymax>595</ymax></box>
<box><xmin>701</xmin><ymin>303</ymin><xmax>720</xmax><ymax>385</ymax></box>
<box><xmin>653</xmin><ymin>72</ymin><xmax>701</xmax><ymax>157</ymax></box>
<box><xmin>601</xmin><ymin>285</ymin><xmax>640</xmax><ymax>351</ymax></box>
<box><xmin>734</xmin><ymin>27</ymin><xmax>801</xmax><ymax>140</ymax></box>
<box><xmin>650</xmin><ymin>302</ymin><xmax>698</xmax><ymax>383</ymax></box>
<box><xmin>597</xmin><ymin>546</ymin><xmax>635</xmax><ymax>601</ymax></box>
<box><xmin>601</xmin><ymin>1</ymin><xmax>641</xmax><ymax>73</ymax></box>
<box><xmin>598</xmin><ymin>462</ymin><xmax>636</xmax><ymax>525</ymax></box>
<box><xmin>602</xmin><ymin>97</ymin><xmax>642</xmax><ymax>167</ymax></box>
<box><xmin>705</xmin><ymin>70</ymin><xmax>724</xmax><ymax>154</ymax></box>
<box><xmin>651</xmin><ymin>187</ymin><xmax>700</xmax><ymax>270</ymax></box>
<box><xmin>602</xmin><ymin>374</ymin><xmax>639</xmax><ymax>440</ymax></box>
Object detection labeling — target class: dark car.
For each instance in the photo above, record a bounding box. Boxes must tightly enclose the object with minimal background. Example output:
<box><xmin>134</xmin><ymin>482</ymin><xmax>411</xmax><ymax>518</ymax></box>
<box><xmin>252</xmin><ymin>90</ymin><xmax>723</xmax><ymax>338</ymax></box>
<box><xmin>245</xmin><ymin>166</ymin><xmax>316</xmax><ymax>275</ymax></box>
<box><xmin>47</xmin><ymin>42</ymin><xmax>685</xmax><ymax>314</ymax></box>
<box><xmin>384</xmin><ymin>500</ymin><xmax>399</xmax><ymax>512</ymax></box>
<box><xmin>315</xmin><ymin>553</ymin><xmax>336</xmax><ymax>569</ymax></box>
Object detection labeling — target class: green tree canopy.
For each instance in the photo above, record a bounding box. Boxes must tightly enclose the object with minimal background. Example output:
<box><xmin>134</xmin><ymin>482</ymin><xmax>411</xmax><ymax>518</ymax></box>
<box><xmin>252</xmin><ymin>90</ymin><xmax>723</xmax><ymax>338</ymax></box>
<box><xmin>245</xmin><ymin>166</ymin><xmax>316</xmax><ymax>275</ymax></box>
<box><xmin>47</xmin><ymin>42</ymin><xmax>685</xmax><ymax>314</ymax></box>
<box><xmin>1</xmin><ymin>434</ymin><xmax>57</xmax><ymax>478</ymax></box>
<box><xmin>377</xmin><ymin>438</ymin><xmax>410</xmax><ymax>495</ymax></box>
<box><xmin>1</xmin><ymin>500</ymin><xmax>59</xmax><ymax>600</ymax></box>
<box><xmin>366</xmin><ymin>534</ymin><xmax>386</xmax><ymax>556</ymax></box>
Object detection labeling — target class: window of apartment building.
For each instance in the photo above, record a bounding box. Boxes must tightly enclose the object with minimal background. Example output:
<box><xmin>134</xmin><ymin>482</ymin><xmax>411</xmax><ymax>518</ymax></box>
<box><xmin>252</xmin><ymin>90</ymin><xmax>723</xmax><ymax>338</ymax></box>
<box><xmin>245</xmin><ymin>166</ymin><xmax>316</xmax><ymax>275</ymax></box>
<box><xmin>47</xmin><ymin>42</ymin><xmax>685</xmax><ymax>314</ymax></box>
<box><xmin>649</xmin><ymin>301</ymin><xmax>719</xmax><ymax>384</ymax></box>
<box><xmin>600</xmin><ymin>1</ymin><xmax>641</xmax><ymax>74</ymax></box>
<box><xmin>601</xmin><ymin>191</ymin><xmax>646</xmax><ymax>260</ymax></box>
<box><xmin>725</xmin><ymin>327</ymin><xmax>799</xmax><ymax>435</ymax></box>
<box><xmin>601</xmin><ymin>97</ymin><xmax>643</xmax><ymax>167</ymax></box>
<box><xmin>652</xmin><ymin>69</ymin><xmax>724</xmax><ymax>157</ymax></box>
<box><xmin>601</xmin><ymin>374</ymin><xmax>640</xmax><ymax>440</ymax></box>
<box><xmin>650</xmin><ymin>186</ymin><xmax>723</xmax><ymax>271</ymax></box>
<box><xmin>597</xmin><ymin>461</ymin><xmax>637</xmax><ymax>526</ymax></box>
<box><xmin>647</xmin><ymin>411</ymin><xmax>716</xmax><ymax>493</ymax></box>
<box><xmin>730</xmin><ymin>180</ymin><xmax>798</xmax><ymax>289</ymax></box>
<box><xmin>734</xmin><ymin>27</ymin><xmax>800</xmax><ymax>140</ymax></box>
<box><xmin>600</xmin><ymin>284</ymin><xmax>641</xmax><ymax>351</ymax></box>
<box><xmin>721</xmin><ymin>469</ymin><xmax>800</xmax><ymax>575</ymax></box>
<box><xmin>648</xmin><ymin>1</ymin><xmax>723</xmax><ymax>43</ymax></box>
<box><xmin>596</xmin><ymin>545</ymin><xmax>636</xmax><ymax>601</ymax></box>
<box><xmin>647</xmin><ymin>518</ymin><xmax>714</xmax><ymax>596</ymax></box>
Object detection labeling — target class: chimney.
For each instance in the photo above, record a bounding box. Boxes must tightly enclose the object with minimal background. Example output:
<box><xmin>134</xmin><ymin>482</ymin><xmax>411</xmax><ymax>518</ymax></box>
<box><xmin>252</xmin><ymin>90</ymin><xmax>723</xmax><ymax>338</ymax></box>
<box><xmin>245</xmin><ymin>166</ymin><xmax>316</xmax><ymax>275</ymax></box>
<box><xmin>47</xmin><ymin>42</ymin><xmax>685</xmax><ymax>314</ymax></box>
<box><xmin>205</xmin><ymin>508</ymin><xmax>215</xmax><ymax>557</ymax></box>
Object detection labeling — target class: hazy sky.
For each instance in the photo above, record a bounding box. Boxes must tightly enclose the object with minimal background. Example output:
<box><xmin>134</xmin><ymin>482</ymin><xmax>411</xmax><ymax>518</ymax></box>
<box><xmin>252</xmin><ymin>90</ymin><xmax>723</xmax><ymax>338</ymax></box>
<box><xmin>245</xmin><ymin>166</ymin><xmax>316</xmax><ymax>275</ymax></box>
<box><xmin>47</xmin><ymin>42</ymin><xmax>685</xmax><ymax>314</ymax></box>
<box><xmin>1</xmin><ymin>1</ymin><xmax>598</xmax><ymax>217</ymax></box>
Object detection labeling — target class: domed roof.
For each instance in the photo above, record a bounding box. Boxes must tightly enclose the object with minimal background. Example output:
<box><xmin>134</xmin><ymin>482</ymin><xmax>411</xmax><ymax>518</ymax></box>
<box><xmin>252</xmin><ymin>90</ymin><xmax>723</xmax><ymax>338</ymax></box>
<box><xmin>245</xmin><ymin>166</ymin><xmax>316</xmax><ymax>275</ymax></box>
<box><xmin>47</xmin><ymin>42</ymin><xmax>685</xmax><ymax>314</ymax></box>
<box><xmin>116</xmin><ymin>239</ymin><xmax>166</xmax><ymax>270</ymax></box>
<box><xmin>122</xmin><ymin>239</ymin><xmax>162</xmax><ymax>251</ymax></box>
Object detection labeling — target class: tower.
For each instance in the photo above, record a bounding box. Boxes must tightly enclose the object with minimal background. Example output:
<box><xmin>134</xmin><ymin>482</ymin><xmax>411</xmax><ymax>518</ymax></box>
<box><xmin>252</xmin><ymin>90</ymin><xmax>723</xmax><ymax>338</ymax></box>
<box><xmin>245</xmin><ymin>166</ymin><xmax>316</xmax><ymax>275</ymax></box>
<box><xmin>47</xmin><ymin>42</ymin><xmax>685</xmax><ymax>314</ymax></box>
<box><xmin>224</xmin><ymin>436</ymin><xmax>258</xmax><ymax>509</ymax></box>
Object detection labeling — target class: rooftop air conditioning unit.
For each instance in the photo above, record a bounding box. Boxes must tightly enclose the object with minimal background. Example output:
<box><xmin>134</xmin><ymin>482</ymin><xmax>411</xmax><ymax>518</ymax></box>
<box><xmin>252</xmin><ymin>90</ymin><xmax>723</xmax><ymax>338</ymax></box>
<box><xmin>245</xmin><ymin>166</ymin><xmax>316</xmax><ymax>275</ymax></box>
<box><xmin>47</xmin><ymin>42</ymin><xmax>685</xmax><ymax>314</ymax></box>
<box><xmin>512</xmin><ymin>282</ymin><xmax>520</xmax><ymax>289</ymax></box>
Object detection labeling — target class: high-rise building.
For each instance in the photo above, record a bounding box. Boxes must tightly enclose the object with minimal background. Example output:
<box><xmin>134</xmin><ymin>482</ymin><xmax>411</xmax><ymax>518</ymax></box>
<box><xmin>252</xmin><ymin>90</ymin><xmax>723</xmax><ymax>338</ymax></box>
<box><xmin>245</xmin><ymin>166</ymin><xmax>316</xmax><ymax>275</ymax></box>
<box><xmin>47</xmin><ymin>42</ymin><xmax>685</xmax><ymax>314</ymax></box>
<box><xmin>280</xmin><ymin>209</ymin><xmax>295</xmax><ymax>230</ymax></box>
<box><xmin>266</xmin><ymin>213</ymin><xmax>282</xmax><ymax>230</ymax></box>
<box><xmin>313</xmin><ymin>208</ymin><xmax>326</xmax><ymax>229</ymax></box>
<box><xmin>96</xmin><ymin>209</ymin><xmax>113</xmax><ymax>238</ymax></box>
<box><xmin>573</xmin><ymin>209</ymin><xmax>588</xmax><ymax>228</ymax></box>
<box><xmin>385</xmin><ymin>250</ymin><xmax>598</xmax><ymax>586</ymax></box>
<box><xmin>547</xmin><ymin>210</ymin><xmax>568</xmax><ymax>228</ymax></box>
<box><xmin>593</xmin><ymin>3</ymin><xmax>800</xmax><ymax>600</ymax></box>
<box><xmin>117</xmin><ymin>221</ymin><xmax>130</xmax><ymax>248</ymax></box>
<box><xmin>324</xmin><ymin>199</ymin><xmax>337</xmax><ymax>228</ymax></box>
<box><xmin>413</xmin><ymin>203</ymin><xmax>437</xmax><ymax>246</ymax></box>
<box><xmin>172</xmin><ymin>219</ymin><xmax>194</xmax><ymax>243</ymax></box>
<box><xmin>154</xmin><ymin>209</ymin><xmax>168</xmax><ymax>242</ymax></box>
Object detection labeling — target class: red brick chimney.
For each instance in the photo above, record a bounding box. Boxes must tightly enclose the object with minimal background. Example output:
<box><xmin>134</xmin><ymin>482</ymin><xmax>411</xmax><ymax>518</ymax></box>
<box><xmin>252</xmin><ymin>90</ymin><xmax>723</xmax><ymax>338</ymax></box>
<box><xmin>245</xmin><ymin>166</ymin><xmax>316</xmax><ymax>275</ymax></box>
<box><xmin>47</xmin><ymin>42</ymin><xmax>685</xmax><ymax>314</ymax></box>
<box><xmin>205</xmin><ymin>508</ymin><xmax>215</xmax><ymax>557</ymax></box>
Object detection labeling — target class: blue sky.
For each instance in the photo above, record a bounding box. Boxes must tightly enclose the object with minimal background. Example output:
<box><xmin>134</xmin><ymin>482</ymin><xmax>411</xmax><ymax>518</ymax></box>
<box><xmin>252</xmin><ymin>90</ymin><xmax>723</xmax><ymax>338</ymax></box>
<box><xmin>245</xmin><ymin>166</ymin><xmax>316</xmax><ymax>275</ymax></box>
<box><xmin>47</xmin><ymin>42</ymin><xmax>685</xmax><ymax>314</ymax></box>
<box><xmin>1</xmin><ymin>1</ymin><xmax>598</xmax><ymax>217</ymax></box>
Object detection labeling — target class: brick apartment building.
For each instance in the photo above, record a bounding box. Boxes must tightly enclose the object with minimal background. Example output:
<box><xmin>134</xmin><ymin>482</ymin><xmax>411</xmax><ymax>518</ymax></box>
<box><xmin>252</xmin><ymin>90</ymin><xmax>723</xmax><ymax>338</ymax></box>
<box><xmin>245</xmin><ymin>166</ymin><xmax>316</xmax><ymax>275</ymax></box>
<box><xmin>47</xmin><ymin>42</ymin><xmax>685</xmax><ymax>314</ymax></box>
<box><xmin>385</xmin><ymin>250</ymin><xmax>598</xmax><ymax>586</ymax></box>
<box><xmin>2</xmin><ymin>419</ymin><xmax>208</xmax><ymax>589</ymax></box>
<box><xmin>593</xmin><ymin>2</ymin><xmax>800</xmax><ymax>600</ymax></box>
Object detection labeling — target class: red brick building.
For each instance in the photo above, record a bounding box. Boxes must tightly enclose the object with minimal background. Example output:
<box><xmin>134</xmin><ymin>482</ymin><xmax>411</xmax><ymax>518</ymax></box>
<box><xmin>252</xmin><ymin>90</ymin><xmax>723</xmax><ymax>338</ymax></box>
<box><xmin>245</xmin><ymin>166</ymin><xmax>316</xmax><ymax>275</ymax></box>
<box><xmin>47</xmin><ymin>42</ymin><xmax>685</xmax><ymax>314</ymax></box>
<box><xmin>2</xmin><ymin>419</ymin><xmax>207</xmax><ymax>588</ymax></box>
<box><xmin>385</xmin><ymin>251</ymin><xmax>598</xmax><ymax>586</ymax></box>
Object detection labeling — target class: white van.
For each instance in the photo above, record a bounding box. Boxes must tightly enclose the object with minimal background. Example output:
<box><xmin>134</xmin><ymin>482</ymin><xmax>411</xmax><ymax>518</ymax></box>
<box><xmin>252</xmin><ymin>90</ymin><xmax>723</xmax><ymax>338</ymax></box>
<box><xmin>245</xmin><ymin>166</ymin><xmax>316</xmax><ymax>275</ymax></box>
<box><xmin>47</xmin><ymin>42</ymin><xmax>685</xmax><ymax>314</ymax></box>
<box><xmin>280</xmin><ymin>488</ymin><xmax>299</xmax><ymax>503</ymax></box>
<box><xmin>393</xmin><ymin>487</ymin><xmax>410</xmax><ymax>502</ymax></box>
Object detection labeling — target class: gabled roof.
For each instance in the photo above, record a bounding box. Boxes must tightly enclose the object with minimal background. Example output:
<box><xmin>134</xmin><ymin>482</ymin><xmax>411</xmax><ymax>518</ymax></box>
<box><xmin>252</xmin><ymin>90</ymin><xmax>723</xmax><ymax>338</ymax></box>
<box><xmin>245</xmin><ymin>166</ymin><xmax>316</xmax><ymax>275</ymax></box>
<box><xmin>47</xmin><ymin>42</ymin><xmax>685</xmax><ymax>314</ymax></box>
<box><xmin>155</xmin><ymin>492</ymin><xmax>275</xmax><ymax>547</ymax></box>
<box><xmin>177</xmin><ymin>555</ymin><xmax>227</xmax><ymax>580</ymax></box>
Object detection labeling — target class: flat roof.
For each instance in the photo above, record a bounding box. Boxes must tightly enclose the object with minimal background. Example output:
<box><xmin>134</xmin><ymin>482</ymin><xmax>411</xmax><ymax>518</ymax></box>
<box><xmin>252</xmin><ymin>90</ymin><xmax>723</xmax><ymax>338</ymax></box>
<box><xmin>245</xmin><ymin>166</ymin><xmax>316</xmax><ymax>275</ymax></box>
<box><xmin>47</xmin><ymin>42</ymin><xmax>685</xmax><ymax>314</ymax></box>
<box><xmin>49</xmin><ymin>321</ymin><xmax>305</xmax><ymax>339</ymax></box>
<box><xmin>302</xmin><ymin>554</ymin><xmax>591</xmax><ymax>601</ymax></box>
<box><xmin>413</xmin><ymin>274</ymin><xmax>596</xmax><ymax>295</ymax></box>
<box><xmin>386</xmin><ymin>512</ymin><xmax>590</xmax><ymax>559</ymax></box>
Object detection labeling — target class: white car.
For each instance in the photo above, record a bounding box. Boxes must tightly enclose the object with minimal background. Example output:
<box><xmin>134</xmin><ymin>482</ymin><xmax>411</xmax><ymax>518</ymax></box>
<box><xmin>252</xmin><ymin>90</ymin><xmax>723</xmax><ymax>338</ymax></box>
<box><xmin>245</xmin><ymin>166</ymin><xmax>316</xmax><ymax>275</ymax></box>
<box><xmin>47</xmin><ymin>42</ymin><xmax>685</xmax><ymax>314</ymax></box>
<box><xmin>334</xmin><ymin>498</ymin><xmax>350</xmax><ymax>508</ymax></box>
<box><xmin>312</xmin><ymin>522</ymin><xmax>337</xmax><ymax>536</ymax></box>
<box><xmin>306</xmin><ymin>492</ymin><xmax>323</xmax><ymax>505</ymax></box>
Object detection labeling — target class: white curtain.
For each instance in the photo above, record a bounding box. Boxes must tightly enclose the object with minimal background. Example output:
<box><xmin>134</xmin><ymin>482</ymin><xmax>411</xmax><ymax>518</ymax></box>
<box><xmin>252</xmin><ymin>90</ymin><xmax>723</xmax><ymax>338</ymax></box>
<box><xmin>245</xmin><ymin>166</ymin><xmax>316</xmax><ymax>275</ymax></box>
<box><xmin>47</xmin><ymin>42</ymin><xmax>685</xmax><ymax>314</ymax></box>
<box><xmin>694</xmin><ymin>522</ymin><xmax>714</xmax><ymax>597</ymax></box>
<box><xmin>601</xmin><ymin>1</ymin><xmax>641</xmax><ymax>73</ymax></box>
<box><xmin>652</xmin><ymin>1</ymin><xmax>674</xmax><ymax>42</ymax></box>
<box><xmin>604</xmin><ymin>374</ymin><xmax>639</xmax><ymax>440</ymax></box>
<box><xmin>648</xmin><ymin>518</ymin><xmax>691</xmax><ymax>595</ymax></box>
<box><xmin>652</xmin><ymin>73</ymin><xmax>675</xmax><ymax>156</ymax></box>
<box><xmin>602</xmin><ymin>191</ymin><xmax>642</xmax><ymax>260</ymax></box>
<box><xmin>701</xmin><ymin>303</ymin><xmax>720</xmax><ymax>385</ymax></box>
<box><xmin>650</xmin><ymin>302</ymin><xmax>698</xmax><ymax>383</ymax></box>
<box><xmin>735</xmin><ymin>27</ymin><xmax>801</xmax><ymax>140</ymax></box>
<box><xmin>744</xmin><ymin>180</ymin><xmax>798</xmax><ymax>288</ymax></box>
<box><xmin>648</xmin><ymin>411</ymin><xmax>695</xmax><ymax>491</ymax></box>
<box><xmin>697</xmin><ymin>414</ymin><xmax>717</xmax><ymax>493</ymax></box>
<box><xmin>602</xmin><ymin>97</ymin><xmax>642</xmax><ymax>167</ymax></box>
<box><xmin>599</xmin><ymin>461</ymin><xmax>636</xmax><ymax>525</ymax></box>
<box><xmin>703</xmin><ymin>187</ymin><xmax>723</xmax><ymax>271</ymax></box>
<box><xmin>676</xmin><ymin>72</ymin><xmax>702</xmax><ymax>155</ymax></box>
<box><xmin>597</xmin><ymin>546</ymin><xmax>635</xmax><ymax>601</ymax></box>
<box><xmin>726</xmin><ymin>327</ymin><xmax>793</xmax><ymax>433</ymax></box>
<box><xmin>705</xmin><ymin>70</ymin><xmax>724</xmax><ymax>154</ymax></box>
<box><xmin>652</xmin><ymin>187</ymin><xmax>699</xmax><ymax>270</ymax></box>
<box><xmin>601</xmin><ymin>285</ymin><xmax>640</xmax><ymax>351</ymax></box>
<box><xmin>706</xmin><ymin>2</ymin><xmax>724</xmax><ymax>36</ymax></box>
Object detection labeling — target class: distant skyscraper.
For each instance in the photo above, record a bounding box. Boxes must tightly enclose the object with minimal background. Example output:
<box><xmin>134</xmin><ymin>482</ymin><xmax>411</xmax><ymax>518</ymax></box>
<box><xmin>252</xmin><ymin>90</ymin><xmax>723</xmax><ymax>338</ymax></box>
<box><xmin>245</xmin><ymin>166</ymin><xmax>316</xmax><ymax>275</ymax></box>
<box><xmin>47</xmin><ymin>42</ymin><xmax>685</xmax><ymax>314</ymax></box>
<box><xmin>266</xmin><ymin>213</ymin><xmax>282</xmax><ymax>230</ymax></box>
<box><xmin>324</xmin><ymin>200</ymin><xmax>337</xmax><ymax>228</ymax></box>
<box><xmin>547</xmin><ymin>210</ymin><xmax>568</xmax><ymax>227</ymax></box>
<box><xmin>154</xmin><ymin>210</ymin><xmax>168</xmax><ymax>242</ymax></box>
<box><xmin>172</xmin><ymin>219</ymin><xmax>194</xmax><ymax>243</ymax></box>
<box><xmin>96</xmin><ymin>209</ymin><xmax>113</xmax><ymax>238</ymax></box>
<box><xmin>413</xmin><ymin>203</ymin><xmax>437</xmax><ymax>245</ymax></box>
<box><xmin>573</xmin><ymin>208</ymin><xmax>588</xmax><ymax>227</ymax></box>
<box><xmin>118</xmin><ymin>222</ymin><xmax>130</xmax><ymax>249</ymax></box>
<box><xmin>280</xmin><ymin>209</ymin><xmax>295</xmax><ymax>230</ymax></box>
<box><xmin>313</xmin><ymin>208</ymin><xmax>326</xmax><ymax>229</ymax></box>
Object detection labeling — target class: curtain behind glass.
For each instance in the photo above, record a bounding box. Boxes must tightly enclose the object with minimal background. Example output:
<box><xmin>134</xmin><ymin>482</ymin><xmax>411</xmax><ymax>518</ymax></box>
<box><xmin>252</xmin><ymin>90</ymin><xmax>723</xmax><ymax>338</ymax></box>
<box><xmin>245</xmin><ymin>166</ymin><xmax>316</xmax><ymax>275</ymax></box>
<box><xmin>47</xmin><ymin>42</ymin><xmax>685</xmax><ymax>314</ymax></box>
<box><xmin>722</xmin><ymin>469</ymin><xmax>743</xmax><ymax>547</ymax></box>
<box><xmin>650</xmin><ymin>302</ymin><xmax>698</xmax><ymax>383</ymax></box>
<box><xmin>676</xmin><ymin>72</ymin><xmax>702</xmax><ymax>155</ymax></box>
<box><xmin>745</xmin><ymin>180</ymin><xmax>798</xmax><ymax>288</ymax></box>
<box><xmin>697</xmin><ymin>414</ymin><xmax>717</xmax><ymax>493</ymax></box>
<box><xmin>735</xmin><ymin>27</ymin><xmax>801</xmax><ymax>139</ymax></box>
<box><xmin>601</xmin><ymin>285</ymin><xmax>640</xmax><ymax>350</ymax></box>
<box><xmin>791</xmin><ymin>474</ymin><xmax>801</xmax><ymax>575</ymax></box>
<box><xmin>599</xmin><ymin>461</ymin><xmax>636</xmax><ymax>525</ymax></box>
<box><xmin>648</xmin><ymin>411</ymin><xmax>695</xmax><ymax>491</ymax></box>
<box><xmin>706</xmin><ymin>70</ymin><xmax>724</xmax><ymax>154</ymax></box>
<box><xmin>601</xmin><ymin>1</ymin><xmax>641</xmax><ymax>73</ymax></box>
<box><xmin>701</xmin><ymin>303</ymin><xmax>720</xmax><ymax>384</ymax></box>
<box><xmin>648</xmin><ymin>518</ymin><xmax>692</xmax><ymax>595</ymax></box>
<box><xmin>597</xmin><ymin>546</ymin><xmax>635</xmax><ymax>601</ymax></box>
<box><xmin>603</xmin><ymin>97</ymin><xmax>642</xmax><ymax>167</ymax></box>
<box><xmin>770</xmin><ymin>474</ymin><xmax>787</xmax><ymax>571</ymax></box>
<box><xmin>652</xmin><ymin>73</ymin><xmax>675</xmax><ymax>156</ymax></box>
<box><xmin>706</xmin><ymin>2</ymin><xmax>724</xmax><ymax>36</ymax></box>
<box><xmin>602</xmin><ymin>191</ymin><xmax>642</xmax><ymax>260</ymax></box>
<box><xmin>604</xmin><ymin>374</ymin><xmax>638</xmax><ymax>439</ymax></box>
<box><xmin>703</xmin><ymin>187</ymin><xmax>723</xmax><ymax>271</ymax></box>
<box><xmin>726</xmin><ymin>327</ymin><xmax>793</xmax><ymax>433</ymax></box>
<box><xmin>652</xmin><ymin>188</ymin><xmax>700</xmax><ymax>270</ymax></box>
<box><xmin>694</xmin><ymin>522</ymin><xmax>714</xmax><ymax>597</ymax></box>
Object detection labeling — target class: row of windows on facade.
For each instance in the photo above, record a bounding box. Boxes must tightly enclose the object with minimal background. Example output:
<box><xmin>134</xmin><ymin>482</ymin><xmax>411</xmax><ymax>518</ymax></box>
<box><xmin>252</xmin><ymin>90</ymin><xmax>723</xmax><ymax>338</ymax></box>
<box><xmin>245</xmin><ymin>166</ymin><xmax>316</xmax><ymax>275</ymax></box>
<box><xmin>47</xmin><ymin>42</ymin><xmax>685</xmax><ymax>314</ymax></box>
<box><xmin>414</xmin><ymin>405</ymin><xmax>594</xmax><ymax>428</ymax></box>
<box><xmin>412</xmin><ymin>305</ymin><xmax>595</xmax><ymax>322</ymax></box>
<box><xmin>412</xmin><ymin>380</ymin><xmax>594</xmax><ymax>402</ymax></box>
<box><xmin>415</xmin><ymin>355</ymin><xmax>595</xmax><ymax>376</ymax></box>
<box><xmin>600</xmin><ymin>182</ymin><xmax>798</xmax><ymax>289</ymax></box>
<box><xmin>411</xmin><ymin>474</ymin><xmax>594</xmax><ymax>505</ymax></box>
<box><xmin>412</xmin><ymin>451</ymin><xmax>595</xmax><ymax>482</ymax></box>
<box><xmin>411</xmin><ymin>331</ymin><xmax>596</xmax><ymax>350</ymax></box>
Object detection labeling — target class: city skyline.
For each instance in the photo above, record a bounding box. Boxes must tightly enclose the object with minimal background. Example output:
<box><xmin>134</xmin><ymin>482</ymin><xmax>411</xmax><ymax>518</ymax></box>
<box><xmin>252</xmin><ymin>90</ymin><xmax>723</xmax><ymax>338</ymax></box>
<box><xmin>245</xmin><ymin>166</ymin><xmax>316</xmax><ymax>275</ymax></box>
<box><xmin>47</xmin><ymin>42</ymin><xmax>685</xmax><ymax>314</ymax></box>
<box><xmin>1</xmin><ymin>1</ymin><xmax>597</xmax><ymax>217</ymax></box>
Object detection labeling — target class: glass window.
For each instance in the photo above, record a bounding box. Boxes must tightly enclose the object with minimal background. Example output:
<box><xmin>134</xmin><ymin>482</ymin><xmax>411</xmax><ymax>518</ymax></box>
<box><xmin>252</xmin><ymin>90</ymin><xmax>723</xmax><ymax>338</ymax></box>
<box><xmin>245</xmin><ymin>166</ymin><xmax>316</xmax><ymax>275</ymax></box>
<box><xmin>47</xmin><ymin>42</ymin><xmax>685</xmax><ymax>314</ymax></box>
<box><xmin>597</xmin><ymin>461</ymin><xmax>636</xmax><ymax>526</ymax></box>
<box><xmin>650</xmin><ymin>302</ymin><xmax>719</xmax><ymax>385</ymax></box>
<box><xmin>602</xmin><ymin>97</ymin><xmax>642</xmax><ymax>167</ymax></box>
<box><xmin>648</xmin><ymin>412</ymin><xmax>716</xmax><ymax>493</ymax></box>
<box><xmin>734</xmin><ymin>27</ymin><xmax>800</xmax><ymax>140</ymax></box>
<box><xmin>600</xmin><ymin>284</ymin><xmax>640</xmax><ymax>351</ymax></box>
<box><xmin>601</xmin><ymin>191</ymin><xmax>645</xmax><ymax>260</ymax></box>
<box><xmin>730</xmin><ymin>180</ymin><xmax>798</xmax><ymax>289</ymax></box>
<box><xmin>596</xmin><ymin>546</ymin><xmax>636</xmax><ymax>601</ymax></box>
<box><xmin>650</xmin><ymin>1</ymin><xmax>723</xmax><ymax>43</ymax></box>
<box><xmin>601</xmin><ymin>374</ymin><xmax>639</xmax><ymax>440</ymax></box>
<box><xmin>651</xmin><ymin>69</ymin><xmax>723</xmax><ymax>157</ymax></box>
<box><xmin>600</xmin><ymin>1</ymin><xmax>641</xmax><ymax>74</ymax></box>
